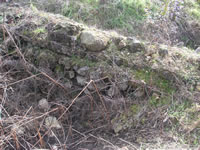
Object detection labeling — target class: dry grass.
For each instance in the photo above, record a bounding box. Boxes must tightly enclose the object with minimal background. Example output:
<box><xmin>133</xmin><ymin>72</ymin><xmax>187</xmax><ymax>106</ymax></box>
<box><xmin>0</xmin><ymin>2</ymin><xmax>200</xmax><ymax>149</ymax></box>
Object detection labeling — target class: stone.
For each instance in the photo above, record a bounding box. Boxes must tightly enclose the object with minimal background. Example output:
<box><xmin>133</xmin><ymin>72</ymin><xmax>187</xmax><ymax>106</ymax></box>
<box><xmin>87</xmin><ymin>83</ymin><xmax>94</xmax><ymax>91</ymax></box>
<box><xmin>48</xmin><ymin>29</ymin><xmax>73</xmax><ymax>45</ymax></box>
<box><xmin>111</xmin><ymin>112</ymin><xmax>135</xmax><ymax>133</ymax></box>
<box><xmin>195</xmin><ymin>47</ymin><xmax>200</xmax><ymax>54</ymax></box>
<box><xmin>189</xmin><ymin>21</ymin><xmax>200</xmax><ymax>45</ymax></box>
<box><xmin>38</xmin><ymin>51</ymin><xmax>56</xmax><ymax>68</ymax></box>
<box><xmin>76</xmin><ymin>76</ymin><xmax>87</xmax><ymax>86</ymax></box>
<box><xmin>118</xmin><ymin>40</ymin><xmax>126</xmax><ymax>50</ymax></box>
<box><xmin>86</xmin><ymin>53</ymin><xmax>98</xmax><ymax>61</ymax></box>
<box><xmin>4</xmin><ymin>38</ymin><xmax>15</xmax><ymax>50</ymax></box>
<box><xmin>77</xmin><ymin>66</ymin><xmax>89</xmax><ymax>76</ymax></box>
<box><xmin>45</xmin><ymin>116</ymin><xmax>61</xmax><ymax>129</ymax></box>
<box><xmin>117</xmin><ymin>80</ymin><xmax>129</xmax><ymax>91</ymax></box>
<box><xmin>159</xmin><ymin>45</ymin><xmax>169</xmax><ymax>57</ymax></box>
<box><xmin>176</xmin><ymin>41</ymin><xmax>184</xmax><ymax>47</ymax></box>
<box><xmin>152</xmin><ymin>92</ymin><xmax>160</xmax><ymax>100</ymax></box>
<box><xmin>67</xmin><ymin>71</ymin><xmax>75</xmax><ymax>79</ymax></box>
<box><xmin>134</xmin><ymin>89</ymin><xmax>144</xmax><ymax>98</ymax></box>
<box><xmin>52</xmin><ymin>145</ymin><xmax>58</xmax><ymax>150</ymax></box>
<box><xmin>127</xmin><ymin>37</ymin><xmax>145</xmax><ymax>53</ymax></box>
<box><xmin>196</xmin><ymin>83</ymin><xmax>200</xmax><ymax>91</ymax></box>
<box><xmin>145</xmin><ymin>56</ymin><xmax>151</xmax><ymax>61</ymax></box>
<box><xmin>38</xmin><ymin>98</ymin><xmax>49</xmax><ymax>111</ymax></box>
<box><xmin>58</xmin><ymin>57</ymin><xmax>71</xmax><ymax>70</ymax></box>
<box><xmin>90</xmin><ymin>70</ymin><xmax>101</xmax><ymax>80</ymax></box>
<box><xmin>80</xmin><ymin>30</ymin><xmax>109</xmax><ymax>51</ymax></box>
<box><xmin>84</xmin><ymin>88</ymin><xmax>91</xmax><ymax>95</ymax></box>
<box><xmin>73</xmin><ymin>65</ymin><xmax>79</xmax><ymax>72</ymax></box>
<box><xmin>32</xmin><ymin>149</ymin><xmax>49</xmax><ymax>150</ymax></box>
<box><xmin>48</xmin><ymin>41</ymin><xmax>71</xmax><ymax>56</ymax></box>
<box><xmin>24</xmin><ymin>48</ymin><xmax>34</xmax><ymax>59</ymax></box>
<box><xmin>152</xmin><ymin>63</ymin><xmax>159</xmax><ymax>69</ymax></box>
<box><xmin>35</xmin><ymin>145</ymin><xmax>57</xmax><ymax>150</ymax></box>
<box><xmin>118</xmin><ymin>147</ymin><xmax>129</xmax><ymax>150</ymax></box>
<box><xmin>114</xmin><ymin>56</ymin><xmax>123</xmax><ymax>66</ymax></box>
<box><xmin>116</xmin><ymin>74</ymin><xmax>129</xmax><ymax>91</ymax></box>
<box><xmin>64</xmin><ymin>79</ymin><xmax>72</xmax><ymax>89</ymax></box>
<box><xmin>88</xmin><ymin>70</ymin><xmax>101</xmax><ymax>90</ymax></box>
<box><xmin>112</xmin><ymin>121</ymin><xmax>123</xmax><ymax>133</ymax></box>
<box><xmin>107</xmin><ymin>86</ymin><xmax>120</xmax><ymax>98</ymax></box>
<box><xmin>11</xmin><ymin>124</ymin><xmax>25</xmax><ymax>135</ymax></box>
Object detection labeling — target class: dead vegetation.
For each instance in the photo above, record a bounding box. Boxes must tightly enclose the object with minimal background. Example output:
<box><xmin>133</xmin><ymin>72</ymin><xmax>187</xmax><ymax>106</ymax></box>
<box><xmin>0</xmin><ymin>2</ymin><xmax>200</xmax><ymax>150</ymax></box>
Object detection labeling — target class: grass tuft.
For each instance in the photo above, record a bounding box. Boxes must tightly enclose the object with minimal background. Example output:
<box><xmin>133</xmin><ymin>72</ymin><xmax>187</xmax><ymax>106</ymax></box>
<box><xmin>61</xmin><ymin>0</ymin><xmax>158</xmax><ymax>32</ymax></box>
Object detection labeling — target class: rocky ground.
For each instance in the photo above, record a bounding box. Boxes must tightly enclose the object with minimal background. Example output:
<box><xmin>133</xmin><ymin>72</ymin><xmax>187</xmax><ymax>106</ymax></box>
<box><xmin>0</xmin><ymin>1</ymin><xmax>200</xmax><ymax>150</ymax></box>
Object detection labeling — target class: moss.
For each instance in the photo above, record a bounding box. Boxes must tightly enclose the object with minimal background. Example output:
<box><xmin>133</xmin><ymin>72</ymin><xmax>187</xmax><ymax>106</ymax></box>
<box><xmin>71</xmin><ymin>55</ymin><xmax>96</xmax><ymax>67</ymax></box>
<box><xmin>55</xmin><ymin>65</ymin><xmax>64</xmax><ymax>74</ymax></box>
<box><xmin>168</xmin><ymin>100</ymin><xmax>192</xmax><ymax>119</ymax></box>
<box><xmin>134</xmin><ymin>69</ymin><xmax>151</xmax><ymax>82</ymax></box>
<box><xmin>140</xmin><ymin>118</ymin><xmax>146</xmax><ymax>125</ymax></box>
<box><xmin>149</xmin><ymin>96</ymin><xmax>171</xmax><ymax>108</ymax></box>
<box><xmin>111</xmin><ymin>103</ymin><xmax>141</xmax><ymax>133</ymax></box>
<box><xmin>33</xmin><ymin>27</ymin><xmax>46</xmax><ymax>34</ymax></box>
<box><xmin>107</xmin><ymin>43</ymin><xmax>118</xmax><ymax>52</ymax></box>
<box><xmin>134</xmin><ymin>69</ymin><xmax>176</xmax><ymax>94</ymax></box>
<box><xmin>37</xmin><ymin>50</ymin><xmax>57</xmax><ymax>68</ymax></box>
<box><xmin>23</xmin><ymin>30</ymin><xmax>31</xmax><ymax>36</ymax></box>
<box><xmin>7</xmin><ymin>48</ymin><xmax>15</xmax><ymax>54</ymax></box>
<box><xmin>24</xmin><ymin>28</ymin><xmax>46</xmax><ymax>38</ymax></box>
<box><xmin>38</xmin><ymin>51</ymin><xmax>55</xmax><ymax>61</ymax></box>
<box><xmin>182</xmin><ymin>104</ymin><xmax>200</xmax><ymax>124</ymax></box>
<box><xmin>119</xmin><ymin>113</ymin><xmax>128</xmax><ymax>121</ymax></box>
<box><xmin>130</xmin><ymin>104</ymin><xmax>140</xmax><ymax>114</ymax></box>
<box><xmin>155</xmin><ymin>77</ymin><xmax>175</xmax><ymax>94</ymax></box>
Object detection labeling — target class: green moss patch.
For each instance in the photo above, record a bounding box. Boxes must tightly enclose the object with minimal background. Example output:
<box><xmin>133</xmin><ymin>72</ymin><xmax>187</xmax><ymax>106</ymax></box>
<box><xmin>55</xmin><ymin>65</ymin><xmax>64</xmax><ymax>74</ymax></box>
<box><xmin>130</xmin><ymin>104</ymin><xmax>140</xmax><ymax>114</ymax></box>
<box><xmin>33</xmin><ymin>27</ymin><xmax>47</xmax><ymax>34</ymax></box>
<box><xmin>168</xmin><ymin>100</ymin><xmax>192</xmax><ymax>121</ymax></box>
<box><xmin>134</xmin><ymin>69</ymin><xmax>176</xmax><ymax>94</ymax></box>
<box><xmin>71</xmin><ymin>55</ymin><xmax>97</xmax><ymax>67</ymax></box>
<box><xmin>149</xmin><ymin>95</ymin><xmax>171</xmax><ymax>108</ymax></box>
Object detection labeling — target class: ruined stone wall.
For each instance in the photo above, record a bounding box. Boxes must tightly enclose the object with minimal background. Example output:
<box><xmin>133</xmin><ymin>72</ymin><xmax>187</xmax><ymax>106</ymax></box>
<box><xmin>1</xmin><ymin>5</ymin><xmax>200</xmax><ymax>134</ymax></box>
